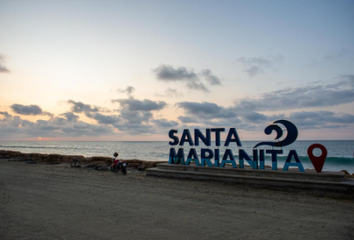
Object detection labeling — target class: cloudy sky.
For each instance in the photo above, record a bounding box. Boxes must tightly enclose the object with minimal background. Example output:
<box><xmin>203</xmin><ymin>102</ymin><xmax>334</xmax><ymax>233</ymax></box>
<box><xmin>0</xmin><ymin>0</ymin><xmax>353</xmax><ymax>141</ymax></box>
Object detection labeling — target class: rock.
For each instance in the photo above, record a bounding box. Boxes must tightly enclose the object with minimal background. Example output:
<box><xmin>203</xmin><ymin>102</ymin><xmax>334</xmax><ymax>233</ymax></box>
<box><xmin>341</xmin><ymin>170</ymin><xmax>354</xmax><ymax>178</ymax></box>
<box><xmin>127</xmin><ymin>163</ymin><xmax>142</xmax><ymax>168</ymax></box>
<box><xmin>0</xmin><ymin>150</ymin><xmax>166</xmax><ymax>169</ymax></box>
<box><xmin>91</xmin><ymin>156</ymin><xmax>112</xmax><ymax>163</ymax></box>
<box><xmin>141</xmin><ymin>161</ymin><xmax>157</xmax><ymax>170</ymax></box>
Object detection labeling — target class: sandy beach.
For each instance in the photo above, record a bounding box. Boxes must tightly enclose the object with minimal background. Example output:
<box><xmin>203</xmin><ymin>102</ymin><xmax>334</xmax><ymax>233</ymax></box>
<box><xmin>1</xmin><ymin>159</ymin><xmax>354</xmax><ymax>240</ymax></box>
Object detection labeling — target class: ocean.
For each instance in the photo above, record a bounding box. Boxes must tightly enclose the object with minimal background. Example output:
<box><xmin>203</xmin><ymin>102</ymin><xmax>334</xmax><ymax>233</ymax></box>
<box><xmin>0</xmin><ymin>140</ymin><xmax>353</xmax><ymax>173</ymax></box>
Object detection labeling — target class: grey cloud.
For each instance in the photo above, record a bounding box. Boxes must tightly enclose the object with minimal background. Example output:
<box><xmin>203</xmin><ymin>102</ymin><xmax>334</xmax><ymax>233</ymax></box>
<box><xmin>186</xmin><ymin>81</ymin><xmax>209</xmax><ymax>92</ymax></box>
<box><xmin>153</xmin><ymin>65</ymin><xmax>222</xmax><ymax>92</ymax></box>
<box><xmin>244</xmin><ymin>66</ymin><xmax>262</xmax><ymax>77</ymax></box>
<box><xmin>36</xmin><ymin>120</ymin><xmax>60</xmax><ymax>131</ymax></box>
<box><xmin>117</xmin><ymin>86</ymin><xmax>135</xmax><ymax>96</ymax></box>
<box><xmin>0</xmin><ymin>111</ymin><xmax>11</xmax><ymax>118</ymax></box>
<box><xmin>177</xmin><ymin>101</ymin><xmax>237</xmax><ymax>119</ymax></box>
<box><xmin>289</xmin><ymin>111</ymin><xmax>354</xmax><ymax>129</ymax></box>
<box><xmin>243</xmin><ymin>112</ymin><xmax>285</xmax><ymax>124</ymax></box>
<box><xmin>86</xmin><ymin>112</ymin><xmax>121</xmax><ymax>124</ymax></box>
<box><xmin>176</xmin><ymin>100</ymin><xmax>354</xmax><ymax>131</ymax></box>
<box><xmin>200</xmin><ymin>69</ymin><xmax>221</xmax><ymax>85</ymax></box>
<box><xmin>112</xmin><ymin>98</ymin><xmax>166</xmax><ymax>111</ymax></box>
<box><xmin>0</xmin><ymin>112</ymin><xmax>114</xmax><ymax>138</ymax></box>
<box><xmin>2</xmin><ymin>98</ymin><xmax>176</xmax><ymax>138</ymax></box>
<box><xmin>60</xmin><ymin>112</ymin><xmax>79</xmax><ymax>122</ymax></box>
<box><xmin>110</xmin><ymin>97</ymin><xmax>166</xmax><ymax>135</ymax></box>
<box><xmin>154</xmin><ymin>65</ymin><xmax>198</xmax><ymax>81</ymax></box>
<box><xmin>238</xmin><ymin>55</ymin><xmax>284</xmax><ymax>77</ymax></box>
<box><xmin>199</xmin><ymin>118</ymin><xmax>243</xmax><ymax>128</ymax></box>
<box><xmin>178</xmin><ymin>116</ymin><xmax>198</xmax><ymax>123</ymax></box>
<box><xmin>11</xmin><ymin>104</ymin><xmax>43</xmax><ymax>116</ymax></box>
<box><xmin>176</xmin><ymin>101</ymin><xmax>256</xmax><ymax>129</ymax></box>
<box><xmin>67</xmin><ymin>100</ymin><xmax>100</xmax><ymax>113</ymax></box>
<box><xmin>118</xmin><ymin>108</ymin><xmax>152</xmax><ymax>124</ymax></box>
<box><xmin>243</xmin><ymin>112</ymin><xmax>269</xmax><ymax>122</ymax></box>
<box><xmin>234</xmin><ymin>75</ymin><xmax>354</xmax><ymax>111</ymax></box>
<box><xmin>151</xmin><ymin>119</ymin><xmax>179</xmax><ymax>128</ymax></box>
<box><xmin>0</xmin><ymin>54</ymin><xmax>9</xmax><ymax>73</ymax></box>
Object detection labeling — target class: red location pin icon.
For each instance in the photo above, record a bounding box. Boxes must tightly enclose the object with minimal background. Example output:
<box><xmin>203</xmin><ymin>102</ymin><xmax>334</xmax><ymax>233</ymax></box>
<box><xmin>307</xmin><ymin>144</ymin><xmax>327</xmax><ymax>173</ymax></box>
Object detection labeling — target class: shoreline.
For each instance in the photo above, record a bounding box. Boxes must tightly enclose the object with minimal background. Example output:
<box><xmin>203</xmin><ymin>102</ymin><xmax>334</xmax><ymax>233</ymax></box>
<box><xmin>1</xmin><ymin>149</ymin><xmax>354</xmax><ymax>178</ymax></box>
<box><xmin>0</xmin><ymin>150</ymin><xmax>167</xmax><ymax>170</ymax></box>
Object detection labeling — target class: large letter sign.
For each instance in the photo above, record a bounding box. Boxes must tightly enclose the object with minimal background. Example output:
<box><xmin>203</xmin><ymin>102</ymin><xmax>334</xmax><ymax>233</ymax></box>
<box><xmin>168</xmin><ymin>120</ymin><xmax>328</xmax><ymax>173</ymax></box>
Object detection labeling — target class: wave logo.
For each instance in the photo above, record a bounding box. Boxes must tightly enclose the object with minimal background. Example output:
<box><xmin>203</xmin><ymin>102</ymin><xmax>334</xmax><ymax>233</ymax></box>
<box><xmin>254</xmin><ymin>120</ymin><xmax>327</xmax><ymax>173</ymax></box>
<box><xmin>254</xmin><ymin>120</ymin><xmax>298</xmax><ymax>148</ymax></box>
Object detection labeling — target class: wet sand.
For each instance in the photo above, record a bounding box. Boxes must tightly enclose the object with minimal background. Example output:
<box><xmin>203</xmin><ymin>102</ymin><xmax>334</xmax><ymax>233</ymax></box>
<box><xmin>1</xmin><ymin>160</ymin><xmax>354</xmax><ymax>240</ymax></box>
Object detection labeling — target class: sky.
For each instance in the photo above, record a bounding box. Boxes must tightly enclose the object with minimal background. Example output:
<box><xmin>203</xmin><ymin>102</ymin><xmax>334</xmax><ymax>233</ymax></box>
<box><xmin>0</xmin><ymin>0</ymin><xmax>353</xmax><ymax>141</ymax></box>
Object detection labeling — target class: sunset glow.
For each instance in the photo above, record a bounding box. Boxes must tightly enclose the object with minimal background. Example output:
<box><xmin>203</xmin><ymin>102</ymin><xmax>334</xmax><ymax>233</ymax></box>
<box><xmin>1</xmin><ymin>0</ymin><xmax>353</xmax><ymax>141</ymax></box>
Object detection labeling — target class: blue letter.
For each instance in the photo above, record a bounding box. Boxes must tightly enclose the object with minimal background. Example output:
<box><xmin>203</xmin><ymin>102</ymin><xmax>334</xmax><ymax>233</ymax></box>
<box><xmin>266</xmin><ymin>149</ymin><xmax>283</xmax><ymax>170</ymax></box>
<box><xmin>169</xmin><ymin>129</ymin><xmax>179</xmax><ymax>146</ymax></box>
<box><xmin>195</xmin><ymin>129</ymin><xmax>211</xmax><ymax>146</ymax></box>
<box><xmin>224</xmin><ymin>128</ymin><xmax>242</xmax><ymax>147</ymax></box>
<box><xmin>168</xmin><ymin>148</ymin><xmax>185</xmax><ymax>164</ymax></box>
<box><xmin>239</xmin><ymin>149</ymin><xmax>257</xmax><ymax>169</ymax></box>
<box><xmin>259</xmin><ymin>149</ymin><xmax>265</xmax><ymax>170</ymax></box>
<box><xmin>214</xmin><ymin>149</ymin><xmax>220</xmax><ymax>167</ymax></box>
<box><xmin>185</xmin><ymin>148</ymin><xmax>200</xmax><ymax>166</ymax></box>
<box><xmin>179</xmin><ymin>129</ymin><xmax>194</xmax><ymax>146</ymax></box>
<box><xmin>283</xmin><ymin>150</ymin><xmax>305</xmax><ymax>172</ymax></box>
<box><xmin>211</xmin><ymin>128</ymin><xmax>225</xmax><ymax>146</ymax></box>
<box><xmin>220</xmin><ymin>149</ymin><xmax>237</xmax><ymax>168</ymax></box>
<box><xmin>201</xmin><ymin>149</ymin><xmax>213</xmax><ymax>167</ymax></box>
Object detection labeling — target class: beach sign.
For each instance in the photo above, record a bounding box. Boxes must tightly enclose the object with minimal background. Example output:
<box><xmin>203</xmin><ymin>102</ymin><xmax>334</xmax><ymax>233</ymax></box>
<box><xmin>307</xmin><ymin>144</ymin><xmax>328</xmax><ymax>173</ymax></box>
<box><xmin>168</xmin><ymin>119</ymin><xmax>328</xmax><ymax>173</ymax></box>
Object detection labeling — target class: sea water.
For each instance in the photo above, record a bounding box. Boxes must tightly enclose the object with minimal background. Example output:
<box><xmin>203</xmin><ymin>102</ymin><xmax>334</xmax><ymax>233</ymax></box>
<box><xmin>0</xmin><ymin>141</ymin><xmax>353</xmax><ymax>173</ymax></box>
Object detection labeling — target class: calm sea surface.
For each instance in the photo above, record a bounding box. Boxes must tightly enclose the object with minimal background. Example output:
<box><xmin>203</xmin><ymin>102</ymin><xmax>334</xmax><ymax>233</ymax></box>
<box><xmin>0</xmin><ymin>141</ymin><xmax>353</xmax><ymax>173</ymax></box>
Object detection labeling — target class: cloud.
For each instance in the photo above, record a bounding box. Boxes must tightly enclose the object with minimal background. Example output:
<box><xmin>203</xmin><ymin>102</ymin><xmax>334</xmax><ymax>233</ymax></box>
<box><xmin>151</xmin><ymin>119</ymin><xmax>179</xmax><ymax>128</ymax></box>
<box><xmin>289</xmin><ymin>111</ymin><xmax>354</xmax><ymax>129</ymax></box>
<box><xmin>117</xmin><ymin>86</ymin><xmax>135</xmax><ymax>96</ymax></box>
<box><xmin>0</xmin><ymin>112</ymin><xmax>114</xmax><ymax>138</ymax></box>
<box><xmin>176</xmin><ymin>99</ymin><xmax>354</xmax><ymax>131</ymax></box>
<box><xmin>112</xmin><ymin>98</ymin><xmax>167</xmax><ymax>111</ymax></box>
<box><xmin>118</xmin><ymin>108</ymin><xmax>152</xmax><ymax>124</ymax></box>
<box><xmin>60</xmin><ymin>112</ymin><xmax>79</xmax><ymax>122</ymax></box>
<box><xmin>153</xmin><ymin>65</ymin><xmax>221</xmax><ymax>92</ymax></box>
<box><xmin>10</xmin><ymin>104</ymin><xmax>52</xmax><ymax>117</ymax></box>
<box><xmin>154</xmin><ymin>65</ymin><xmax>198</xmax><ymax>81</ymax></box>
<box><xmin>244</xmin><ymin>66</ymin><xmax>263</xmax><ymax>77</ymax></box>
<box><xmin>178</xmin><ymin>116</ymin><xmax>198</xmax><ymax>123</ymax></box>
<box><xmin>234</xmin><ymin>75</ymin><xmax>354</xmax><ymax>111</ymax></box>
<box><xmin>0</xmin><ymin>54</ymin><xmax>9</xmax><ymax>73</ymax></box>
<box><xmin>67</xmin><ymin>100</ymin><xmax>100</xmax><ymax>113</ymax></box>
<box><xmin>177</xmin><ymin>101</ymin><xmax>237</xmax><ymax>119</ymax></box>
<box><xmin>109</xmin><ymin>97</ymin><xmax>169</xmax><ymax>135</ymax></box>
<box><xmin>86</xmin><ymin>112</ymin><xmax>120</xmax><ymax>124</ymax></box>
<box><xmin>238</xmin><ymin>55</ymin><xmax>284</xmax><ymax>77</ymax></box>
<box><xmin>200</xmin><ymin>69</ymin><xmax>221</xmax><ymax>85</ymax></box>
<box><xmin>186</xmin><ymin>81</ymin><xmax>209</xmax><ymax>92</ymax></box>
<box><xmin>0</xmin><ymin>111</ymin><xmax>11</xmax><ymax>118</ymax></box>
